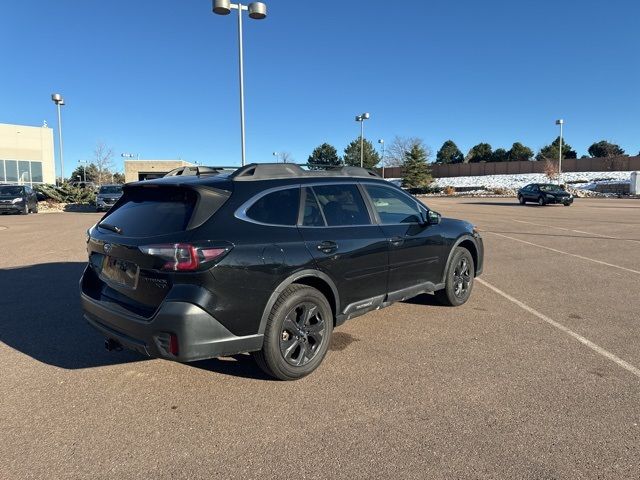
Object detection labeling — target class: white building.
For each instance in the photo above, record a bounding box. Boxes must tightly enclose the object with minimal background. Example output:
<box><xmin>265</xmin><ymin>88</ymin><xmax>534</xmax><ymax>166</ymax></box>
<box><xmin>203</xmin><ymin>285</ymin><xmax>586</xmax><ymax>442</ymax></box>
<box><xmin>0</xmin><ymin>122</ymin><xmax>56</xmax><ymax>185</ymax></box>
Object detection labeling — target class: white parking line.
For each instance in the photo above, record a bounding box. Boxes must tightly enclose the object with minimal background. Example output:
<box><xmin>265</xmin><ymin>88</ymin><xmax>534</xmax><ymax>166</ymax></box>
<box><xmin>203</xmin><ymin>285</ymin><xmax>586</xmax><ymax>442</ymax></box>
<box><xmin>477</xmin><ymin>278</ymin><xmax>640</xmax><ymax>379</ymax></box>
<box><xmin>511</xmin><ymin>219</ymin><xmax>640</xmax><ymax>244</ymax></box>
<box><xmin>486</xmin><ymin>231</ymin><xmax>640</xmax><ymax>275</ymax></box>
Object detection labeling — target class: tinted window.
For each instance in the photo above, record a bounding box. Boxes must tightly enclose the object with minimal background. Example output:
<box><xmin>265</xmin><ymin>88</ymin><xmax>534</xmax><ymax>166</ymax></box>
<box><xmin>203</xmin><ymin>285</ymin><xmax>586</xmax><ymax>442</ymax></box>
<box><xmin>312</xmin><ymin>184</ymin><xmax>370</xmax><ymax>226</ymax></box>
<box><xmin>246</xmin><ymin>187</ymin><xmax>300</xmax><ymax>226</ymax></box>
<box><xmin>99</xmin><ymin>186</ymin><xmax>123</xmax><ymax>195</ymax></box>
<box><xmin>302</xmin><ymin>188</ymin><xmax>325</xmax><ymax>226</ymax></box>
<box><xmin>100</xmin><ymin>187</ymin><xmax>197</xmax><ymax>237</ymax></box>
<box><xmin>365</xmin><ymin>184</ymin><xmax>421</xmax><ymax>224</ymax></box>
<box><xmin>0</xmin><ymin>186</ymin><xmax>24</xmax><ymax>196</ymax></box>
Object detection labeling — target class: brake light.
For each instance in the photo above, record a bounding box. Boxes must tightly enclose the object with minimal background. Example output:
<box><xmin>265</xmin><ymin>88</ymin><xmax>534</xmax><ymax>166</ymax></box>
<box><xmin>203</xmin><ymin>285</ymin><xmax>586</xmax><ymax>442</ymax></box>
<box><xmin>139</xmin><ymin>243</ymin><xmax>229</xmax><ymax>271</ymax></box>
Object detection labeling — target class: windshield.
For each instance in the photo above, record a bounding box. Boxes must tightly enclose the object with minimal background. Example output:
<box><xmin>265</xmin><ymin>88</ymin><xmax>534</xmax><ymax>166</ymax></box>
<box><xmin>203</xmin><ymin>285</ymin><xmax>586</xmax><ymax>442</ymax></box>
<box><xmin>539</xmin><ymin>184</ymin><xmax>564</xmax><ymax>192</ymax></box>
<box><xmin>0</xmin><ymin>186</ymin><xmax>25</xmax><ymax>196</ymax></box>
<box><xmin>99</xmin><ymin>186</ymin><xmax>123</xmax><ymax>195</ymax></box>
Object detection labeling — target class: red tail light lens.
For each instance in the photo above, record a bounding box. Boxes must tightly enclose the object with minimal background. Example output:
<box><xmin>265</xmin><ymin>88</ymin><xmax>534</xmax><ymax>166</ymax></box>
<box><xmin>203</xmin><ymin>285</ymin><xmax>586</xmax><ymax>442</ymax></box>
<box><xmin>139</xmin><ymin>243</ymin><xmax>230</xmax><ymax>271</ymax></box>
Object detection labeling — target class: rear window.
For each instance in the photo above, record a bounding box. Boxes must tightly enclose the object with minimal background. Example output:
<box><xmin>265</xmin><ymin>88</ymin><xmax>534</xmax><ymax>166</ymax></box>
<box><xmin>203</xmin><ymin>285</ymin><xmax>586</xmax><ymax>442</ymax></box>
<box><xmin>99</xmin><ymin>187</ymin><xmax>197</xmax><ymax>237</ymax></box>
<box><xmin>246</xmin><ymin>187</ymin><xmax>300</xmax><ymax>226</ymax></box>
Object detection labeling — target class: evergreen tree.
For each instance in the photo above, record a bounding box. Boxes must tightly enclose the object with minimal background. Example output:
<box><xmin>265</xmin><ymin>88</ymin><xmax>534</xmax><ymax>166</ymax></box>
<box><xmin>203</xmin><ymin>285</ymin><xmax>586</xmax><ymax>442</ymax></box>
<box><xmin>307</xmin><ymin>143</ymin><xmax>341</xmax><ymax>169</ymax></box>
<box><xmin>587</xmin><ymin>140</ymin><xmax>625</xmax><ymax>158</ymax></box>
<box><xmin>401</xmin><ymin>144</ymin><xmax>432</xmax><ymax>189</ymax></box>
<box><xmin>508</xmin><ymin>142</ymin><xmax>534</xmax><ymax>162</ymax></box>
<box><xmin>436</xmin><ymin>140</ymin><xmax>464</xmax><ymax>164</ymax></box>
<box><xmin>492</xmin><ymin>148</ymin><xmax>509</xmax><ymax>162</ymax></box>
<box><xmin>343</xmin><ymin>138</ymin><xmax>381</xmax><ymax>169</ymax></box>
<box><xmin>466</xmin><ymin>143</ymin><xmax>493</xmax><ymax>163</ymax></box>
<box><xmin>536</xmin><ymin>137</ymin><xmax>577</xmax><ymax>161</ymax></box>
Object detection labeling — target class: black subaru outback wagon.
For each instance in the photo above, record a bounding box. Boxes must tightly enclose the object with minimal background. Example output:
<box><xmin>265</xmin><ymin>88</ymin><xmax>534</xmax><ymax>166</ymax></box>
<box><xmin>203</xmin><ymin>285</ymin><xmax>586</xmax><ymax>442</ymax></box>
<box><xmin>81</xmin><ymin>164</ymin><xmax>483</xmax><ymax>380</ymax></box>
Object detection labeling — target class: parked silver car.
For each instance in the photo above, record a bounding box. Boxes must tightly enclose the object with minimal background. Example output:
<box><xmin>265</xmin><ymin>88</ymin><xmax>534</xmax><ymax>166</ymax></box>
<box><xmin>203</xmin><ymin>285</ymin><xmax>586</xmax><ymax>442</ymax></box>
<box><xmin>95</xmin><ymin>185</ymin><xmax>123</xmax><ymax>212</ymax></box>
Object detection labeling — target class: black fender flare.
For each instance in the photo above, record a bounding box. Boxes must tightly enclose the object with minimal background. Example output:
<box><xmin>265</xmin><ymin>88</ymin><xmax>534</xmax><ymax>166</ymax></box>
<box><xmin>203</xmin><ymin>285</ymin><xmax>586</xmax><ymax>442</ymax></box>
<box><xmin>257</xmin><ymin>269</ymin><xmax>340</xmax><ymax>335</ymax></box>
<box><xmin>440</xmin><ymin>234</ymin><xmax>480</xmax><ymax>284</ymax></box>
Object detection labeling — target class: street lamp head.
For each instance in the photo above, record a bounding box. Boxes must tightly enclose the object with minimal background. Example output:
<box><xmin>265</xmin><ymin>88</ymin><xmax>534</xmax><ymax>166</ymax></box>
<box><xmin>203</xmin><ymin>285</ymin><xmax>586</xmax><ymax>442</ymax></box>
<box><xmin>51</xmin><ymin>93</ymin><xmax>64</xmax><ymax>105</ymax></box>
<box><xmin>248</xmin><ymin>2</ymin><xmax>267</xmax><ymax>19</ymax></box>
<box><xmin>355</xmin><ymin>115</ymin><xmax>362</xmax><ymax>122</ymax></box>
<box><xmin>378</xmin><ymin>139</ymin><xmax>384</xmax><ymax>144</ymax></box>
<box><xmin>212</xmin><ymin>0</ymin><xmax>231</xmax><ymax>15</ymax></box>
<box><xmin>362</xmin><ymin>112</ymin><xmax>370</xmax><ymax>120</ymax></box>
<box><xmin>556</xmin><ymin>119</ymin><xmax>564</xmax><ymax>125</ymax></box>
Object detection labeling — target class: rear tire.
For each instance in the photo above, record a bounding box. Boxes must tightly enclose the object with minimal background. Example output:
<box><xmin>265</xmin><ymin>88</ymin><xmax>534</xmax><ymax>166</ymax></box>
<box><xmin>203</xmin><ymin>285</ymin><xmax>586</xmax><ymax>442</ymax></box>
<box><xmin>253</xmin><ymin>284</ymin><xmax>333</xmax><ymax>380</ymax></box>
<box><xmin>518</xmin><ymin>195</ymin><xmax>525</xmax><ymax>205</ymax></box>
<box><xmin>538</xmin><ymin>196</ymin><xmax>546</xmax><ymax>206</ymax></box>
<box><xmin>435</xmin><ymin>247</ymin><xmax>475</xmax><ymax>307</ymax></box>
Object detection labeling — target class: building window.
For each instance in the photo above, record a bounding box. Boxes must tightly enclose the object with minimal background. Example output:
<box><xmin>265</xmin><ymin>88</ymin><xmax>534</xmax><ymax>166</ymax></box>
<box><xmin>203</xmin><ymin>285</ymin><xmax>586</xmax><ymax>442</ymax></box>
<box><xmin>5</xmin><ymin>160</ymin><xmax>18</xmax><ymax>182</ymax></box>
<box><xmin>0</xmin><ymin>160</ymin><xmax>44</xmax><ymax>184</ymax></box>
<box><xmin>31</xmin><ymin>162</ymin><xmax>43</xmax><ymax>183</ymax></box>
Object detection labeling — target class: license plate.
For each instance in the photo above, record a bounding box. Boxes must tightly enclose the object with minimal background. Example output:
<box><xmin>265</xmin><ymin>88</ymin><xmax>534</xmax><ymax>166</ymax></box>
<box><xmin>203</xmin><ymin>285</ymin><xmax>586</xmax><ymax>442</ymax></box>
<box><xmin>101</xmin><ymin>256</ymin><xmax>139</xmax><ymax>289</ymax></box>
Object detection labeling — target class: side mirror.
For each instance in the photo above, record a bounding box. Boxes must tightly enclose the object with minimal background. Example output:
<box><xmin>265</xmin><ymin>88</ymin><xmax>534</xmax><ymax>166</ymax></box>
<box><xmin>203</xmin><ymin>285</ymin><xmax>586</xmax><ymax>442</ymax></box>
<box><xmin>426</xmin><ymin>210</ymin><xmax>441</xmax><ymax>225</ymax></box>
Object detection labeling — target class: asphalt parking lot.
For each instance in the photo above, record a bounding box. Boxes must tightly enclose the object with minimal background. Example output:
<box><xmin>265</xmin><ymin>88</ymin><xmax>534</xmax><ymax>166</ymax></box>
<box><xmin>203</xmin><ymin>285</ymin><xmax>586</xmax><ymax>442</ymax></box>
<box><xmin>1</xmin><ymin>197</ymin><xmax>639</xmax><ymax>479</ymax></box>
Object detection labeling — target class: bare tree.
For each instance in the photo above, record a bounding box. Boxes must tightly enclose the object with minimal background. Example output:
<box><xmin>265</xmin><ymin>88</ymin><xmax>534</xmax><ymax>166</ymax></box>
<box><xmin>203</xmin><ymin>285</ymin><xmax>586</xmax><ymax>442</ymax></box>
<box><xmin>543</xmin><ymin>158</ymin><xmax>559</xmax><ymax>181</ymax></box>
<box><xmin>278</xmin><ymin>151</ymin><xmax>293</xmax><ymax>163</ymax></box>
<box><xmin>385</xmin><ymin>136</ymin><xmax>430</xmax><ymax>166</ymax></box>
<box><xmin>93</xmin><ymin>142</ymin><xmax>115</xmax><ymax>185</ymax></box>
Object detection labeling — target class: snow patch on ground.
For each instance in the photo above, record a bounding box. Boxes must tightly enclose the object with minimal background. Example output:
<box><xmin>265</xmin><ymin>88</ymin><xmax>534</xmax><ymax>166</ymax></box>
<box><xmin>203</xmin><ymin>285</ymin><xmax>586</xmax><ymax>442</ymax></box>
<box><xmin>385</xmin><ymin>171</ymin><xmax>632</xmax><ymax>191</ymax></box>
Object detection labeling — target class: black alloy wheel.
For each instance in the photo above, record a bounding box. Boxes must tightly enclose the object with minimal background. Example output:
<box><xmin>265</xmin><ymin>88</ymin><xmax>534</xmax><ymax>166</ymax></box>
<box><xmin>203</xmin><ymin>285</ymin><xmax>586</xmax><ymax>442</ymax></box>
<box><xmin>279</xmin><ymin>301</ymin><xmax>326</xmax><ymax>367</ymax></box>
<box><xmin>538</xmin><ymin>196</ymin><xmax>546</xmax><ymax>206</ymax></box>
<box><xmin>435</xmin><ymin>247</ymin><xmax>475</xmax><ymax>307</ymax></box>
<box><xmin>518</xmin><ymin>195</ymin><xmax>525</xmax><ymax>205</ymax></box>
<box><xmin>253</xmin><ymin>284</ymin><xmax>333</xmax><ymax>380</ymax></box>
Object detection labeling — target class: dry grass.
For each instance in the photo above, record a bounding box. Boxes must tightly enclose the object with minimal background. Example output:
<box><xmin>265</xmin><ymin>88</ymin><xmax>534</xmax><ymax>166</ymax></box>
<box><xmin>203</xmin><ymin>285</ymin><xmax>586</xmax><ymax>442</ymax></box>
<box><xmin>443</xmin><ymin>185</ymin><xmax>456</xmax><ymax>196</ymax></box>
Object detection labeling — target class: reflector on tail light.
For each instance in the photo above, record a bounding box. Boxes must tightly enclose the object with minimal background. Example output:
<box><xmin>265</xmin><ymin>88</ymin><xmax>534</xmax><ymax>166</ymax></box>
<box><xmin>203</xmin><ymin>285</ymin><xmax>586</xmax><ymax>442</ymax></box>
<box><xmin>139</xmin><ymin>243</ymin><xmax>231</xmax><ymax>271</ymax></box>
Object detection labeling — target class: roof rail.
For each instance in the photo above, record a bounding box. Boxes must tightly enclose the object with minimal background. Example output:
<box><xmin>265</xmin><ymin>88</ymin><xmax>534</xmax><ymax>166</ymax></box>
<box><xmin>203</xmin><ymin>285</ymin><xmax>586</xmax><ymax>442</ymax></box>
<box><xmin>230</xmin><ymin>163</ymin><xmax>381</xmax><ymax>181</ymax></box>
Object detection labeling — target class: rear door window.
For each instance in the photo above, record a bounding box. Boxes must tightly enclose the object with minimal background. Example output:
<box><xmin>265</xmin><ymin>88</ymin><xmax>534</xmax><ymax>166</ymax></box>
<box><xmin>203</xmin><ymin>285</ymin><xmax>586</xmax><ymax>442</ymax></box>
<box><xmin>312</xmin><ymin>184</ymin><xmax>371</xmax><ymax>226</ymax></box>
<box><xmin>246</xmin><ymin>187</ymin><xmax>300</xmax><ymax>226</ymax></box>
<box><xmin>99</xmin><ymin>187</ymin><xmax>198</xmax><ymax>237</ymax></box>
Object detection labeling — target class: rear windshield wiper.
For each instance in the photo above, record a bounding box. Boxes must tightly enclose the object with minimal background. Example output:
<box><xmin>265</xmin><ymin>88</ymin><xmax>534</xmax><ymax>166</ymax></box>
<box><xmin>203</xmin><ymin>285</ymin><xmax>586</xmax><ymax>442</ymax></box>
<box><xmin>98</xmin><ymin>222</ymin><xmax>122</xmax><ymax>234</ymax></box>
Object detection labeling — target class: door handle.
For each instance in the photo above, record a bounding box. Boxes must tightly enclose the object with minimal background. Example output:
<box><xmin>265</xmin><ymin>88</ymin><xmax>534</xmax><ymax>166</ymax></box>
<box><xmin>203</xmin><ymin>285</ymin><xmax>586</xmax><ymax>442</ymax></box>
<box><xmin>389</xmin><ymin>236</ymin><xmax>405</xmax><ymax>247</ymax></box>
<box><xmin>317</xmin><ymin>241</ymin><xmax>338</xmax><ymax>254</ymax></box>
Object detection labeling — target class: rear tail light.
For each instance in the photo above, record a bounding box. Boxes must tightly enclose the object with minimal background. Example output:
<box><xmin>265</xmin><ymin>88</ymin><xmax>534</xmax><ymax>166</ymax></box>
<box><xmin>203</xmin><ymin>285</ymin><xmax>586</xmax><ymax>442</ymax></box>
<box><xmin>139</xmin><ymin>243</ymin><xmax>231</xmax><ymax>271</ymax></box>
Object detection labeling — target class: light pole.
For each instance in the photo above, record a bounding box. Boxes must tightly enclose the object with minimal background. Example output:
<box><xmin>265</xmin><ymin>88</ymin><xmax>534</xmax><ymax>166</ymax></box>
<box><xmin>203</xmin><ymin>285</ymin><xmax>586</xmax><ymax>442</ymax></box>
<box><xmin>378</xmin><ymin>139</ymin><xmax>385</xmax><ymax>178</ymax></box>
<box><xmin>556</xmin><ymin>119</ymin><xmax>564</xmax><ymax>185</ymax></box>
<box><xmin>355</xmin><ymin>112</ymin><xmax>370</xmax><ymax>168</ymax></box>
<box><xmin>212</xmin><ymin>0</ymin><xmax>267</xmax><ymax>167</ymax></box>
<box><xmin>51</xmin><ymin>93</ymin><xmax>65</xmax><ymax>185</ymax></box>
<box><xmin>78</xmin><ymin>159</ymin><xmax>89</xmax><ymax>182</ymax></box>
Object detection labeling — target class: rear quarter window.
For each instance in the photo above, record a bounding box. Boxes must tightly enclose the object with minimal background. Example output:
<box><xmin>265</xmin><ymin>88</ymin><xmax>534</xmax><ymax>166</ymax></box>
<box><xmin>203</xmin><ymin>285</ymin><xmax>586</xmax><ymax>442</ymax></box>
<box><xmin>245</xmin><ymin>187</ymin><xmax>300</xmax><ymax>226</ymax></box>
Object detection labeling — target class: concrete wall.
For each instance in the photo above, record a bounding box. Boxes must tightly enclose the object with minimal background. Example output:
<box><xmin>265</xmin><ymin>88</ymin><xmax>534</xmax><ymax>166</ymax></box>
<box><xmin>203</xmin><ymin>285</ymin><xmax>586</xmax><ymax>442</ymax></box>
<box><xmin>124</xmin><ymin>160</ymin><xmax>192</xmax><ymax>183</ymax></box>
<box><xmin>0</xmin><ymin>123</ymin><xmax>56</xmax><ymax>184</ymax></box>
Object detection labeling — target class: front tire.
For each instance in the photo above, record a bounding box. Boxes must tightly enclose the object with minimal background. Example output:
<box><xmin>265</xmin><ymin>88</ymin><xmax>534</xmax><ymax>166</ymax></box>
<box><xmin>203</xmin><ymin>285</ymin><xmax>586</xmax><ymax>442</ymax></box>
<box><xmin>518</xmin><ymin>195</ymin><xmax>525</xmax><ymax>205</ymax></box>
<box><xmin>253</xmin><ymin>284</ymin><xmax>333</xmax><ymax>380</ymax></box>
<box><xmin>435</xmin><ymin>247</ymin><xmax>475</xmax><ymax>307</ymax></box>
<box><xmin>21</xmin><ymin>203</ymin><xmax>29</xmax><ymax>215</ymax></box>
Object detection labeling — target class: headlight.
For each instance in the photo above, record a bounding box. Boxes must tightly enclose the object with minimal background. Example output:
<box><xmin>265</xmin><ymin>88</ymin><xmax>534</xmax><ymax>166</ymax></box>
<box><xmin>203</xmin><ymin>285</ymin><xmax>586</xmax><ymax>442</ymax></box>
<box><xmin>11</xmin><ymin>197</ymin><xmax>24</xmax><ymax>204</ymax></box>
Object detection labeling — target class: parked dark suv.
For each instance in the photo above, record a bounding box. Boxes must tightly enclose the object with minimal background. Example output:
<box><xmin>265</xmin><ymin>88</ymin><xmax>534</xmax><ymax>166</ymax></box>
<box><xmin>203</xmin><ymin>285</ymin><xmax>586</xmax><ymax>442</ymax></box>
<box><xmin>80</xmin><ymin>164</ymin><xmax>484</xmax><ymax>379</ymax></box>
<box><xmin>0</xmin><ymin>184</ymin><xmax>38</xmax><ymax>214</ymax></box>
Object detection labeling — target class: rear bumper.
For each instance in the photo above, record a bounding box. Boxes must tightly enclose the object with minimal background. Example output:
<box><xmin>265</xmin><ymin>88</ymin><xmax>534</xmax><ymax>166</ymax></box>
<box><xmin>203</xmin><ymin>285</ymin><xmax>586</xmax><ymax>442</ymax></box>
<box><xmin>81</xmin><ymin>291</ymin><xmax>263</xmax><ymax>362</ymax></box>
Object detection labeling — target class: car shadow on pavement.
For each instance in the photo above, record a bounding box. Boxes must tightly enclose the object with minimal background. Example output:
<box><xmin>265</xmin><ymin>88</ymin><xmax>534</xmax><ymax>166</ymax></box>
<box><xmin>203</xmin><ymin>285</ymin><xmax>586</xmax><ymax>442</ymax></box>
<box><xmin>190</xmin><ymin>354</ymin><xmax>274</xmax><ymax>381</ymax></box>
<box><xmin>0</xmin><ymin>262</ymin><xmax>145</xmax><ymax>369</ymax></box>
<box><xmin>402</xmin><ymin>293</ymin><xmax>442</xmax><ymax>306</ymax></box>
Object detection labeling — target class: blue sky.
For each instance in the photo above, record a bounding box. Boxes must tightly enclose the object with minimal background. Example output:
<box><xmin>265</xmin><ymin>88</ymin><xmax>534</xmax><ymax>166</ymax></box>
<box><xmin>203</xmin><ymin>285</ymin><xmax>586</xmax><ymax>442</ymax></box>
<box><xmin>2</xmin><ymin>0</ymin><xmax>639</xmax><ymax>176</ymax></box>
